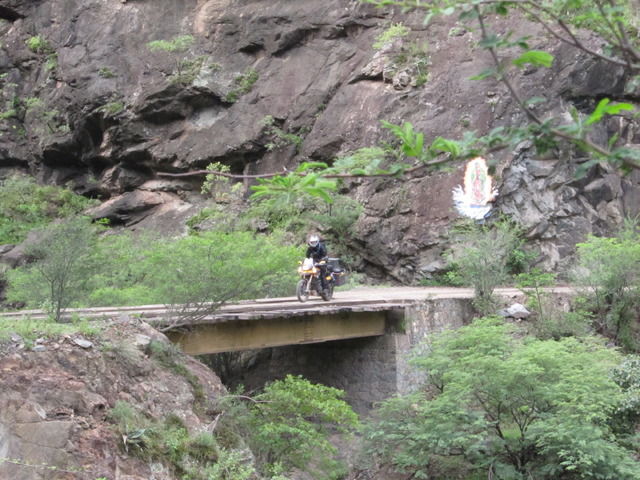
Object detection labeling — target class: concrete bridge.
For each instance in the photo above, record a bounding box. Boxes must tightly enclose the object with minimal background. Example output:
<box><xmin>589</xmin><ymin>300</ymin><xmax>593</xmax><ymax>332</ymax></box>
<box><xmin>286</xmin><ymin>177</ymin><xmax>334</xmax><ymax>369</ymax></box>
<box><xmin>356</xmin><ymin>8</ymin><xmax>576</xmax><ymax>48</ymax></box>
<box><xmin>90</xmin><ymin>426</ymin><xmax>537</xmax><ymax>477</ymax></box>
<box><xmin>1</xmin><ymin>286</ymin><xmax>573</xmax><ymax>412</ymax></box>
<box><xmin>160</xmin><ymin>286</ymin><xmax>573</xmax><ymax>354</ymax></box>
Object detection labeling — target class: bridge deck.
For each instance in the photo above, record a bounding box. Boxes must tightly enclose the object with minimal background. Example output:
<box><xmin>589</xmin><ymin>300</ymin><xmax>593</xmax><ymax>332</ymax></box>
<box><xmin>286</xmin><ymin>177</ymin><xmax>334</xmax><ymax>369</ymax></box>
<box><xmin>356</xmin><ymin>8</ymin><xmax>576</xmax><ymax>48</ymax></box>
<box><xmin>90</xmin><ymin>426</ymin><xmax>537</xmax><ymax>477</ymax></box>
<box><xmin>0</xmin><ymin>286</ymin><xmax>574</xmax><ymax>323</ymax></box>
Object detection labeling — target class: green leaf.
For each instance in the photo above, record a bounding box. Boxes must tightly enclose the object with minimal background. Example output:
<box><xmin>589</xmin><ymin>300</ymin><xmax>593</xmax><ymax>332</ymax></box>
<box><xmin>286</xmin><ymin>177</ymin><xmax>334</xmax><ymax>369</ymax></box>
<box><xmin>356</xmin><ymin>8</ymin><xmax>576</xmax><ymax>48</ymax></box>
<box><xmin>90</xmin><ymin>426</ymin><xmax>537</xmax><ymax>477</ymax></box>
<box><xmin>297</xmin><ymin>162</ymin><xmax>328</xmax><ymax>173</ymax></box>
<box><xmin>458</xmin><ymin>8</ymin><xmax>479</xmax><ymax>21</ymax></box>
<box><xmin>479</xmin><ymin>33</ymin><xmax>501</xmax><ymax>50</ymax></box>
<box><xmin>496</xmin><ymin>3</ymin><xmax>509</xmax><ymax>15</ymax></box>
<box><xmin>307</xmin><ymin>188</ymin><xmax>334</xmax><ymax>203</ymax></box>
<box><xmin>512</xmin><ymin>50</ymin><xmax>554</xmax><ymax>69</ymax></box>
<box><xmin>586</xmin><ymin>99</ymin><xmax>633</xmax><ymax>126</ymax></box>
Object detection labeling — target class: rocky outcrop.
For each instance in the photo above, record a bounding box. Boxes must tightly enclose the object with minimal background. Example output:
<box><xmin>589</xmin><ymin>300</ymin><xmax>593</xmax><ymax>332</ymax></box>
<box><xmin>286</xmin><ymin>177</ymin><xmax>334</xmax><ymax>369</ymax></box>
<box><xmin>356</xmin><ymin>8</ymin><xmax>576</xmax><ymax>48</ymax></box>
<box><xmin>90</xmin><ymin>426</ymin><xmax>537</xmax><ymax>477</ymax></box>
<box><xmin>0</xmin><ymin>319</ymin><xmax>225</xmax><ymax>480</ymax></box>
<box><xmin>0</xmin><ymin>0</ymin><xmax>639</xmax><ymax>281</ymax></box>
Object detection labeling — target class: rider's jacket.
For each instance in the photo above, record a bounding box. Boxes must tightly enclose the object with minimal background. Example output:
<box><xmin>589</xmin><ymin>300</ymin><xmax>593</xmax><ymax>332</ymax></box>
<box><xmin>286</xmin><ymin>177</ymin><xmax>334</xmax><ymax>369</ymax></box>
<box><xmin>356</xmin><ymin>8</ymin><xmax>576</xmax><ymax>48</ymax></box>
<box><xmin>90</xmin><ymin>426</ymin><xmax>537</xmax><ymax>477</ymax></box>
<box><xmin>306</xmin><ymin>242</ymin><xmax>328</xmax><ymax>262</ymax></box>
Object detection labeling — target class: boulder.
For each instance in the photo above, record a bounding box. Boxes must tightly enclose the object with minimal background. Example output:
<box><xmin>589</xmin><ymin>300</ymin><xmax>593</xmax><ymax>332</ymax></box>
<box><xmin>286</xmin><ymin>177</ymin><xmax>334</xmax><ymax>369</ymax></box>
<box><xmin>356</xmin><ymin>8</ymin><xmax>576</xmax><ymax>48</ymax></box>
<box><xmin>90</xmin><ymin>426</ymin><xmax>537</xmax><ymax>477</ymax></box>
<box><xmin>498</xmin><ymin>303</ymin><xmax>531</xmax><ymax>319</ymax></box>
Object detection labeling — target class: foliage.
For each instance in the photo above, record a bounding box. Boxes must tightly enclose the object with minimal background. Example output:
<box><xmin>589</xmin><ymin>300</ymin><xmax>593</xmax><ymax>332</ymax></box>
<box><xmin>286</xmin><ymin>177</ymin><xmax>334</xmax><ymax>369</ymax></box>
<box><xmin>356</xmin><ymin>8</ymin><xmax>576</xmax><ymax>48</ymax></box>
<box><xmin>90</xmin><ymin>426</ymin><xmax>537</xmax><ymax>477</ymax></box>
<box><xmin>226</xmin><ymin>68</ymin><xmax>259</xmax><ymax>102</ymax></box>
<box><xmin>0</xmin><ymin>316</ymin><xmax>100</xmax><ymax>343</ymax></box>
<box><xmin>363</xmin><ymin>317</ymin><xmax>640</xmax><ymax>480</ymax></box>
<box><xmin>363</xmin><ymin>0</ymin><xmax>640</xmax><ymax>176</ymax></box>
<box><xmin>99</xmin><ymin>102</ymin><xmax>123</xmax><ymax>116</ymax></box>
<box><xmin>107</xmin><ymin>376</ymin><xmax>355</xmax><ymax>480</ymax></box>
<box><xmin>516</xmin><ymin>268</ymin><xmax>556</xmax><ymax>322</ymax></box>
<box><xmin>145</xmin><ymin>231</ymin><xmax>300</xmax><ymax>326</ymax></box>
<box><xmin>85</xmin><ymin>231</ymin><xmax>157</xmax><ymax>307</ymax></box>
<box><xmin>573</xmin><ymin>220</ymin><xmax>640</xmax><ymax>350</ymax></box>
<box><xmin>183</xmin><ymin>447</ymin><xmax>257</xmax><ymax>480</ymax></box>
<box><xmin>27</xmin><ymin>35</ymin><xmax>55</xmax><ymax>54</ymax></box>
<box><xmin>210</xmin><ymin>0</ymin><xmax>640</xmax><ymax>203</ymax></box>
<box><xmin>148</xmin><ymin>35</ymin><xmax>202</xmax><ymax>85</ymax></box>
<box><xmin>8</xmin><ymin>223</ymin><xmax>299</xmax><ymax>315</ymax></box>
<box><xmin>446</xmin><ymin>219</ymin><xmax>524</xmax><ymax>314</ymax></box>
<box><xmin>44</xmin><ymin>53</ymin><xmax>57</xmax><ymax>71</ymax></box>
<box><xmin>306</xmin><ymin>195</ymin><xmax>364</xmax><ymax>256</ymax></box>
<box><xmin>610</xmin><ymin>355</ymin><xmax>640</xmax><ymax>438</ymax></box>
<box><xmin>0</xmin><ymin>175</ymin><xmax>97</xmax><ymax>245</ymax></box>
<box><xmin>332</xmin><ymin>147</ymin><xmax>388</xmax><ymax>174</ymax></box>
<box><xmin>373</xmin><ymin>23</ymin><xmax>410</xmax><ymax>50</ymax></box>
<box><xmin>201</xmin><ymin>162</ymin><xmax>243</xmax><ymax>203</ymax></box>
<box><xmin>98</xmin><ymin>67</ymin><xmax>117</xmax><ymax>78</ymax></box>
<box><xmin>235</xmin><ymin>68</ymin><xmax>259</xmax><ymax>94</ymax></box>
<box><xmin>252</xmin><ymin>162</ymin><xmax>337</xmax><ymax>206</ymax></box>
<box><xmin>261</xmin><ymin>116</ymin><xmax>304</xmax><ymax>153</ymax></box>
<box><xmin>516</xmin><ymin>269</ymin><xmax>591</xmax><ymax>340</ymax></box>
<box><xmin>217</xmin><ymin>375</ymin><xmax>359</xmax><ymax>478</ymax></box>
<box><xmin>7</xmin><ymin>217</ymin><xmax>102</xmax><ymax>321</ymax></box>
<box><xmin>0</xmin><ymin>109</ymin><xmax>16</xmax><ymax>120</ymax></box>
<box><xmin>391</xmin><ymin>40</ymin><xmax>430</xmax><ymax>86</ymax></box>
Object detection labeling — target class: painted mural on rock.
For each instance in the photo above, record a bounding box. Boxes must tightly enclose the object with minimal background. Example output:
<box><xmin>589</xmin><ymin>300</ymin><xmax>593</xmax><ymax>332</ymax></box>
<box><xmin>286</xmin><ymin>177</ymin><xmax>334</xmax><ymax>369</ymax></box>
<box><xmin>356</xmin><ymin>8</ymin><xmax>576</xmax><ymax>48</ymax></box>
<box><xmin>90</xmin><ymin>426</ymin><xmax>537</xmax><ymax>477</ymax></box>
<box><xmin>452</xmin><ymin>157</ymin><xmax>499</xmax><ymax>220</ymax></box>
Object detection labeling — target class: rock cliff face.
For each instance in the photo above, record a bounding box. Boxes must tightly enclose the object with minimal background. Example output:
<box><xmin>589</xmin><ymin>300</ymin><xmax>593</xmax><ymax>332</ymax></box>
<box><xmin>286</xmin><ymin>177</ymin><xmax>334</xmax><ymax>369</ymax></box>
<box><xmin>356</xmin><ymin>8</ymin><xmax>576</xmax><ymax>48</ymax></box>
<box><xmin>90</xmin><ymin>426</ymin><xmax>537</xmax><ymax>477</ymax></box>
<box><xmin>0</xmin><ymin>0</ymin><xmax>639</xmax><ymax>281</ymax></box>
<box><xmin>0</xmin><ymin>319</ymin><xmax>225</xmax><ymax>480</ymax></box>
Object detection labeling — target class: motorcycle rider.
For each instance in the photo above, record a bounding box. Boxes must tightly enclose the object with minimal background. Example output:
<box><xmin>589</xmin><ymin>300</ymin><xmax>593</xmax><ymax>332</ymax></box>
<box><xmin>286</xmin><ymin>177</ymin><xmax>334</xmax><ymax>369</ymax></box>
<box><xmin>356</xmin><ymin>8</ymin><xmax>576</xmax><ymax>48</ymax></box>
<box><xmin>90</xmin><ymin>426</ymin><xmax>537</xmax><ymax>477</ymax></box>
<box><xmin>306</xmin><ymin>235</ymin><xmax>329</xmax><ymax>293</ymax></box>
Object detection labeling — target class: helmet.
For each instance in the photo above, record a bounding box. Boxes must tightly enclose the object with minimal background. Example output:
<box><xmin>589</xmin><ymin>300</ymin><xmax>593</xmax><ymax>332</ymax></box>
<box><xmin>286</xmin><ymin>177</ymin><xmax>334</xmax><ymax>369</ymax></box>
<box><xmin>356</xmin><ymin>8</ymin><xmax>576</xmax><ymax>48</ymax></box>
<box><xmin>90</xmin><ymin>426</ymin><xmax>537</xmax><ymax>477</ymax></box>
<box><xmin>309</xmin><ymin>235</ymin><xmax>319</xmax><ymax>247</ymax></box>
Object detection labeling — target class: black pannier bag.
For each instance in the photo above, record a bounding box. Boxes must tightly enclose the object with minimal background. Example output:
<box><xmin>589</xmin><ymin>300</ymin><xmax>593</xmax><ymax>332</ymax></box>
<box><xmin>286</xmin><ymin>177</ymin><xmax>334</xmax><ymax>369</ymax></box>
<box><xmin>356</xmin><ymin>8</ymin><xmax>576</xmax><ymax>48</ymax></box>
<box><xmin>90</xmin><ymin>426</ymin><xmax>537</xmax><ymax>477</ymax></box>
<box><xmin>332</xmin><ymin>271</ymin><xmax>347</xmax><ymax>286</ymax></box>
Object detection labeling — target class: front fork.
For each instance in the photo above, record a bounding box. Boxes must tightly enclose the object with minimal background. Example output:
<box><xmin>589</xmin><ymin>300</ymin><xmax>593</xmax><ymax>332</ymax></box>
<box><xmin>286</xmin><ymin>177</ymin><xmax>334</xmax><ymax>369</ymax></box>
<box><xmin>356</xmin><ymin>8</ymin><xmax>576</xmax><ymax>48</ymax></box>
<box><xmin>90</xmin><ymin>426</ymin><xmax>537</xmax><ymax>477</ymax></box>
<box><xmin>304</xmin><ymin>273</ymin><xmax>320</xmax><ymax>294</ymax></box>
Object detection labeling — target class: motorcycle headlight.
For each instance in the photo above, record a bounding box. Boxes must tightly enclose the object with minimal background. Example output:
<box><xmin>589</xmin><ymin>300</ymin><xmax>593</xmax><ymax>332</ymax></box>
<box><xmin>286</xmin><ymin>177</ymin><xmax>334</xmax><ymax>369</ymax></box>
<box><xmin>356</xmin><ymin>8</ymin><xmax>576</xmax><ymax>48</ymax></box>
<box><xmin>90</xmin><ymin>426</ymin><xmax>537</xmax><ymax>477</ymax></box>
<box><xmin>312</xmin><ymin>267</ymin><xmax>318</xmax><ymax>274</ymax></box>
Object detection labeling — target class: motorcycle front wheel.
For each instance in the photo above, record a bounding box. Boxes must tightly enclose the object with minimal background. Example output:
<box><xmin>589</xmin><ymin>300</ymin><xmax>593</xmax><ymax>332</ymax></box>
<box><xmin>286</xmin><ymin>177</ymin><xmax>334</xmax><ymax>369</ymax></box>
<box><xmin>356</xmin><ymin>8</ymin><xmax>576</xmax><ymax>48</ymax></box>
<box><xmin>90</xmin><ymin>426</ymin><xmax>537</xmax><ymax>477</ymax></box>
<box><xmin>297</xmin><ymin>279</ymin><xmax>309</xmax><ymax>303</ymax></box>
<box><xmin>322</xmin><ymin>283</ymin><xmax>334</xmax><ymax>301</ymax></box>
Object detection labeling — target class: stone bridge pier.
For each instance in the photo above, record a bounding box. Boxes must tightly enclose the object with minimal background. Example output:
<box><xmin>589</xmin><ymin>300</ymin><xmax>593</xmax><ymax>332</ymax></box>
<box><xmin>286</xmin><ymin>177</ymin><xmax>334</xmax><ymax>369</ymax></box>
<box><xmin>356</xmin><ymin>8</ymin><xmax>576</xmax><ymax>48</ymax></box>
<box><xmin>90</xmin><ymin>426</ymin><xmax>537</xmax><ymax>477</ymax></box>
<box><xmin>241</xmin><ymin>298</ymin><xmax>475</xmax><ymax>413</ymax></box>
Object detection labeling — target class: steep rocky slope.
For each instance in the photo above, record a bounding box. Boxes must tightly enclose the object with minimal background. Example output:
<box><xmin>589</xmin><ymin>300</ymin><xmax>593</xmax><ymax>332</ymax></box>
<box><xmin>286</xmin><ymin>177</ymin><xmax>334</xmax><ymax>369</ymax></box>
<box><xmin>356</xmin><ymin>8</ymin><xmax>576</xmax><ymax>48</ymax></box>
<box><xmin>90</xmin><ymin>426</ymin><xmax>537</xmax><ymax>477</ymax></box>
<box><xmin>0</xmin><ymin>318</ymin><xmax>225</xmax><ymax>480</ymax></box>
<box><xmin>0</xmin><ymin>0</ymin><xmax>639</xmax><ymax>281</ymax></box>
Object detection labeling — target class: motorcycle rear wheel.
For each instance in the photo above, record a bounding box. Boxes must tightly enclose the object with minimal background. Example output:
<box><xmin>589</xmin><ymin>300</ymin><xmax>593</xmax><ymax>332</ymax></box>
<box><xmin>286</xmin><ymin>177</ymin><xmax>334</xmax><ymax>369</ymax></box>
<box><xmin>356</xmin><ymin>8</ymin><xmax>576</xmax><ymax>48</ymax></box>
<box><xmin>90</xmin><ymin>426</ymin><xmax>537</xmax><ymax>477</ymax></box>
<box><xmin>322</xmin><ymin>283</ymin><xmax>334</xmax><ymax>301</ymax></box>
<box><xmin>297</xmin><ymin>279</ymin><xmax>309</xmax><ymax>303</ymax></box>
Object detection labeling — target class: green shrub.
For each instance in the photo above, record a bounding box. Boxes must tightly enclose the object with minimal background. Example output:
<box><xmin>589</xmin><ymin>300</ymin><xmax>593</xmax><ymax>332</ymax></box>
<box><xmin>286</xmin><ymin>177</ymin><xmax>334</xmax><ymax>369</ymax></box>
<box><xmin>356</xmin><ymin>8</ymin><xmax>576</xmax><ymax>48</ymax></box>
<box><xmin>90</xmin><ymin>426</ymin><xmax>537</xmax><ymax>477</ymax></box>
<box><xmin>44</xmin><ymin>53</ymin><xmax>57</xmax><ymax>71</ymax></box>
<box><xmin>98</xmin><ymin>67</ymin><xmax>117</xmax><ymax>78</ymax></box>
<box><xmin>446</xmin><ymin>219</ymin><xmax>524</xmax><ymax>314</ymax></box>
<box><xmin>217</xmin><ymin>375</ymin><xmax>359</xmax><ymax>478</ymax></box>
<box><xmin>99</xmin><ymin>102</ymin><xmax>123</xmax><ymax>115</ymax></box>
<box><xmin>235</xmin><ymin>68</ymin><xmax>258</xmax><ymax>93</ymax></box>
<box><xmin>363</xmin><ymin>318</ymin><xmax>640</xmax><ymax>479</ymax></box>
<box><xmin>573</xmin><ymin>219</ymin><xmax>640</xmax><ymax>350</ymax></box>
<box><xmin>0</xmin><ymin>317</ymin><xmax>100</xmax><ymax>343</ymax></box>
<box><xmin>146</xmin><ymin>231</ymin><xmax>300</xmax><ymax>323</ymax></box>
<box><xmin>261</xmin><ymin>117</ymin><xmax>304</xmax><ymax>153</ymax></box>
<box><xmin>148</xmin><ymin>35</ymin><xmax>202</xmax><ymax>85</ymax></box>
<box><xmin>0</xmin><ymin>175</ymin><xmax>97</xmax><ymax>245</ymax></box>
<box><xmin>27</xmin><ymin>35</ymin><xmax>55</xmax><ymax>54</ymax></box>
<box><xmin>373</xmin><ymin>23</ymin><xmax>410</xmax><ymax>50</ymax></box>
<box><xmin>226</xmin><ymin>68</ymin><xmax>259</xmax><ymax>102</ymax></box>
<box><xmin>7</xmin><ymin>216</ymin><xmax>102</xmax><ymax>321</ymax></box>
<box><xmin>108</xmin><ymin>400</ymin><xmax>139</xmax><ymax>430</ymax></box>
<box><xmin>332</xmin><ymin>147</ymin><xmax>388</xmax><ymax>173</ymax></box>
<box><xmin>0</xmin><ymin>109</ymin><xmax>16</xmax><ymax>120</ymax></box>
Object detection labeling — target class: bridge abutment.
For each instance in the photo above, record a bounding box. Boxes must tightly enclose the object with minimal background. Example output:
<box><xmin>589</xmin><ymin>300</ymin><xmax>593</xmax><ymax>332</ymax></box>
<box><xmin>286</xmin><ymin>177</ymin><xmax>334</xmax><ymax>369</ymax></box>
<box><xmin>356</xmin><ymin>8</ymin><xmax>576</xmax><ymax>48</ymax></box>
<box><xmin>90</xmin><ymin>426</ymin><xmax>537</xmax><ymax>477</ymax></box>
<box><xmin>241</xmin><ymin>298</ymin><xmax>475</xmax><ymax>413</ymax></box>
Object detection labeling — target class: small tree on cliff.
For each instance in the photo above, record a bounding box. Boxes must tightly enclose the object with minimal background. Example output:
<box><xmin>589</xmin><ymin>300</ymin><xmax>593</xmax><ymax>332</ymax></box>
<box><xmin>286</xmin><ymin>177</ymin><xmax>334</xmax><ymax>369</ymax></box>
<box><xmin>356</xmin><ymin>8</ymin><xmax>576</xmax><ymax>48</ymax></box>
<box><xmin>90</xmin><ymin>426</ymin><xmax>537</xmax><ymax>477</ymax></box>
<box><xmin>447</xmin><ymin>218</ymin><xmax>524</xmax><ymax>314</ymax></box>
<box><xmin>7</xmin><ymin>216</ymin><xmax>100</xmax><ymax>321</ymax></box>
<box><xmin>148</xmin><ymin>35</ymin><xmax>204</xmax><ymax>85</ymax></box>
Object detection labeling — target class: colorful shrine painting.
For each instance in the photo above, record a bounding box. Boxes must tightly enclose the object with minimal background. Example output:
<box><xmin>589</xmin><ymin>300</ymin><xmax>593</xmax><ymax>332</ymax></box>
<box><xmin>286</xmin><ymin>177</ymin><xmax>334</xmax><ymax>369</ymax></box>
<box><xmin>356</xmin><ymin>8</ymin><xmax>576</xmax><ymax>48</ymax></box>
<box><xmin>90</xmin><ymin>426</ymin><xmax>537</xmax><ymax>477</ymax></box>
<box><xmin>452</xmin><ymin>157</ymin><xmax>498</xmax><ymax>220</ymax></box>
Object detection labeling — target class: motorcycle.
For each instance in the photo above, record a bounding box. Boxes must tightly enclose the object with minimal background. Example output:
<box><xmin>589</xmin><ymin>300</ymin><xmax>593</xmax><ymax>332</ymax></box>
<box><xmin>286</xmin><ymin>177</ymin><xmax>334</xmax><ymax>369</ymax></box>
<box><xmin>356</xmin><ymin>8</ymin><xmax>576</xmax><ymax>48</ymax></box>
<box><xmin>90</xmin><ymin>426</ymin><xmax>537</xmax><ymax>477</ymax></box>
<box><xmin>296</xmin><ymin>258</ymin><xmax>345</xmax><ymax>302</ymax></box>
